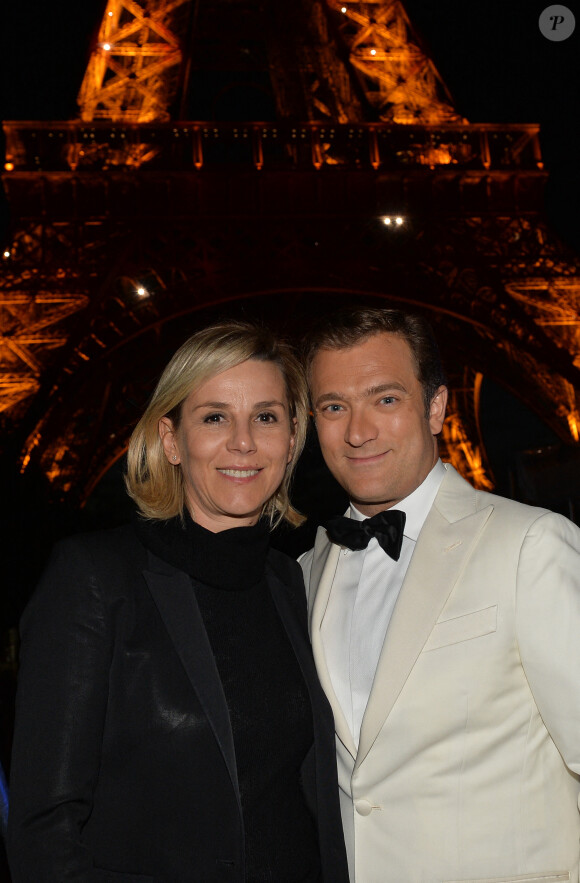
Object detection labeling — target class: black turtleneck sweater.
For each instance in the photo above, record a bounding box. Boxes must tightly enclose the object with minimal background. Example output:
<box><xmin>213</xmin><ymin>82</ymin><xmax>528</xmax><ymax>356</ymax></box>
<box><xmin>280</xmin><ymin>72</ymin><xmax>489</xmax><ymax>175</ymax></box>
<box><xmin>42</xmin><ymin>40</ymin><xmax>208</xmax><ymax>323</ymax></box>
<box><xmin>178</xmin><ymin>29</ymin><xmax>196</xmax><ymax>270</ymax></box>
<box><xmin>136</xmin><ymin>514</ymin><xmax>321</xmax><ymax>883</ymax></box>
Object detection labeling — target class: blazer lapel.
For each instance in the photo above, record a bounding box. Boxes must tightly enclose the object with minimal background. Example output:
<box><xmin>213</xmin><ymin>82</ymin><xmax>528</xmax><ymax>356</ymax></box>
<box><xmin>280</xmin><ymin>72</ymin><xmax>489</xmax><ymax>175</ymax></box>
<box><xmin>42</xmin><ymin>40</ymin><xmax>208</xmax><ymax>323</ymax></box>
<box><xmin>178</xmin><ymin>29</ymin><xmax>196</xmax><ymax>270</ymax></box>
<box><xmin>143</xmin><ymin>556</ymin><xmax>239</xmax><ymax>796</ymax></box>
<box><xmin>356</xmin><ymin>467</ymin><xmax>494</xmax><ymax>768</ymax></box>
<box><xmin>308</xmin><ymin>534</ymin><xmax>358</xmax><ymax>760</ymax></box>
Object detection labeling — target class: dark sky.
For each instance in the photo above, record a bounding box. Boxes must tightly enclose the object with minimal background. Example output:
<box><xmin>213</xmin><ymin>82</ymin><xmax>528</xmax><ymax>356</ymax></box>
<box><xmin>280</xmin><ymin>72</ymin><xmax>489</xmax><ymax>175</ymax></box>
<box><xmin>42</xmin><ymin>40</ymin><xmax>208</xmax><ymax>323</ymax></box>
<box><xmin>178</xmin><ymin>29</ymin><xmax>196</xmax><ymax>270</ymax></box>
<box><xmin>2</xmin><ymin>0</ymin><xmax>578</xmax><ymax>252</ymax></box>
<box><xmin>2</xmin><ymin>0</ymin><xmax>579</xmax><ymax>142</ymax></box>
<box><xmin>406</xmin><ymin>0</ymin><xmax>580</xmax><ymax>168</ymax></box>
<box><xmin>1</xmin><ymin>1</ymin><xmax>102</xmax><ymax>122</ymax></box>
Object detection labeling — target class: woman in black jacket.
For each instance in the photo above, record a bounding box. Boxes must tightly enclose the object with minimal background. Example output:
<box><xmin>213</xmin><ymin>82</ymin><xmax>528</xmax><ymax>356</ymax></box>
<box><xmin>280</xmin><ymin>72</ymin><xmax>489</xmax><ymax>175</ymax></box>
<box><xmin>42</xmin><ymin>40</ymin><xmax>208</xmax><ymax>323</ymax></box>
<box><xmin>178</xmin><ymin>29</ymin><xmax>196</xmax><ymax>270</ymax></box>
<box><xmin>7</xmin><ymin>321</ymin><xmax>348</xmax><ymax>883</ymax></box>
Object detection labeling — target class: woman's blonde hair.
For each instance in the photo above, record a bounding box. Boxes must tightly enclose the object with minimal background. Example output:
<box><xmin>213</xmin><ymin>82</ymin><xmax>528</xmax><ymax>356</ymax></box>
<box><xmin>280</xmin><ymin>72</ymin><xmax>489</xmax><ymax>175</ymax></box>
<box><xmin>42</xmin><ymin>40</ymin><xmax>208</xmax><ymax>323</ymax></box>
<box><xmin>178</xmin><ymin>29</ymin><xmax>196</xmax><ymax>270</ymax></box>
<box><xmin>125</xmin><ymin>321</ymin><xmax>308</xmax><ymax>527</ymax></box>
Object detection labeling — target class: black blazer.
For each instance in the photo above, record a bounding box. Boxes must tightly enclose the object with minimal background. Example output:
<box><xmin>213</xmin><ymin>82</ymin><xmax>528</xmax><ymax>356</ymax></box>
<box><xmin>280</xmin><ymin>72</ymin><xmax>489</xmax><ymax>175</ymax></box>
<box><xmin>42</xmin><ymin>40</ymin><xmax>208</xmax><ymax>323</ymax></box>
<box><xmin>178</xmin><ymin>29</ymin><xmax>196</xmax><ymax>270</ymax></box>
<box><xmin>7</xmin><ymin>525</ymin><xmax>349</xmax><ymax>883</ymax></box>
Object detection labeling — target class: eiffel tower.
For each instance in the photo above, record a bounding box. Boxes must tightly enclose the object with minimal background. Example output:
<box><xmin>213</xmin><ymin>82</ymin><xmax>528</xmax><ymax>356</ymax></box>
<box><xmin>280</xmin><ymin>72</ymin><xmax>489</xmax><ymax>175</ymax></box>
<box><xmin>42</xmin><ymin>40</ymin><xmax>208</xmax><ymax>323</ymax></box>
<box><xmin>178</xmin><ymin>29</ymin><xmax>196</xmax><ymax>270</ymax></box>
<box><xmin>2</xmin><ymin>0</ymin><xmax>580</xmax><ymax>518</ymax></box>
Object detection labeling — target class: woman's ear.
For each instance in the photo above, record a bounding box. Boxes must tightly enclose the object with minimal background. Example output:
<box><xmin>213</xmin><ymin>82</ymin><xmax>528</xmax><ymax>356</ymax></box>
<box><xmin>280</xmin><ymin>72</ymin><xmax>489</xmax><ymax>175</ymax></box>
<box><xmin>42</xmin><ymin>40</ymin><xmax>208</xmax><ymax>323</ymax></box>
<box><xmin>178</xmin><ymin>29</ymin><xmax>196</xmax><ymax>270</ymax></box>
<box><xmin>287</xmin><ymin>416</ymin><xmax>297</xmax><ymax>464</ymax></box>
<box><xmin>159</xmin><ymin>417</ymin><xmax>181</xmax><ymax>465</ymax></box>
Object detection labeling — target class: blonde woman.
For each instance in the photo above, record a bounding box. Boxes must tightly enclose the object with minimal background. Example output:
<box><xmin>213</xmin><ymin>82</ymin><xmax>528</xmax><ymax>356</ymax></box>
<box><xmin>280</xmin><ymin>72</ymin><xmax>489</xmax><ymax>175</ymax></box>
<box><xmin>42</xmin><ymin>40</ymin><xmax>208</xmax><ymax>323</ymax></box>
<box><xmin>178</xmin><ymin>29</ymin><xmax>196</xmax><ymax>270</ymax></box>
<box><xmin>8</xmin><ymin>322</ymin><xmax>348</xmax><ymax>883</ymax></box>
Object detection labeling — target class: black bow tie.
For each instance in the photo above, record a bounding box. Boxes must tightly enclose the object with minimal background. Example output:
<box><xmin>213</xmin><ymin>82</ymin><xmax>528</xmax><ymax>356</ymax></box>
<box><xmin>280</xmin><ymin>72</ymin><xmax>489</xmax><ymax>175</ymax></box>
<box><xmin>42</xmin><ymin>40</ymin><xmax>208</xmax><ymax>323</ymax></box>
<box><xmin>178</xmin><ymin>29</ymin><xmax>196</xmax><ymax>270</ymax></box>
<box><xmin>325</xmin><ymin>510</ymin><xmax>406</xmax><ymax>561</ymax></box>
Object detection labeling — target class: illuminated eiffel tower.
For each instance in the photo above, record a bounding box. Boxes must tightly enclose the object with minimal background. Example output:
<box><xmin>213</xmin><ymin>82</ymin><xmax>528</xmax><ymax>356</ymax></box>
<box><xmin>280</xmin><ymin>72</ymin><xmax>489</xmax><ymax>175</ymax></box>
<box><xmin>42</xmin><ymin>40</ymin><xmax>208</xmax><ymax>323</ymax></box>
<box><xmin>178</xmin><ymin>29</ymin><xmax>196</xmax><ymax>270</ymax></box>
<box><xmin>1</xmin><ymin>0</ymin><xmax>579</xmax><ymax>509</ymax></box>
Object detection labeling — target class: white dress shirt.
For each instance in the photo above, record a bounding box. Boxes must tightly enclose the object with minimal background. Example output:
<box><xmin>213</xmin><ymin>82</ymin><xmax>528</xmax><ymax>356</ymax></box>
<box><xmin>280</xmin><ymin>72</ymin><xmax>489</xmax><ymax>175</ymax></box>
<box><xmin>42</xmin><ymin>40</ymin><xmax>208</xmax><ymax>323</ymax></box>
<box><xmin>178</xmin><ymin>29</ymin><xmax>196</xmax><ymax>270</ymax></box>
<box><xmin>320</xmin><ymin>459</ymin><xmax>446</xmax><ymax>746</ymax></box>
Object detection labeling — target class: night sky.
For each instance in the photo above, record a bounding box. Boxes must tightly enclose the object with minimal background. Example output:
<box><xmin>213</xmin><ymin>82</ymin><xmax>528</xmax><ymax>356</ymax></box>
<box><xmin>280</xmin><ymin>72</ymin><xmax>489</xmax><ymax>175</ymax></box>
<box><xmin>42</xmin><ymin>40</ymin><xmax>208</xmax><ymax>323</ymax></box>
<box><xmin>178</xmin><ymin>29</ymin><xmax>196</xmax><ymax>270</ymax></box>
<box><xmin>2</xmin><ymin>0</ymin><xmax>579</xmax><ymax>236</ymax></box>
<box><xmin>1</xmin><ymin>1</ymin><xmax>579</xmax><ymax>138</ymax></box>
<box><xmin>1</xmin><ymin>0</ymin><xmax>578</xmax><ymax>221</ymax></box>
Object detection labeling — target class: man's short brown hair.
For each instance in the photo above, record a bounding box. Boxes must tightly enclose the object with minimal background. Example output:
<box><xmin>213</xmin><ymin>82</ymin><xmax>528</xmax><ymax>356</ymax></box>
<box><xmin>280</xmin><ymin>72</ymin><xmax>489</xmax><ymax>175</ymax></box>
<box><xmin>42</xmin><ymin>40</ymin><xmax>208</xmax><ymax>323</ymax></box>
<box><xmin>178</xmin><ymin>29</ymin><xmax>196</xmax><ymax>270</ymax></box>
<box><xmin>304</xmin><ymin>307</ymin><xmax>447</xmax><ymax>414</ymax></box>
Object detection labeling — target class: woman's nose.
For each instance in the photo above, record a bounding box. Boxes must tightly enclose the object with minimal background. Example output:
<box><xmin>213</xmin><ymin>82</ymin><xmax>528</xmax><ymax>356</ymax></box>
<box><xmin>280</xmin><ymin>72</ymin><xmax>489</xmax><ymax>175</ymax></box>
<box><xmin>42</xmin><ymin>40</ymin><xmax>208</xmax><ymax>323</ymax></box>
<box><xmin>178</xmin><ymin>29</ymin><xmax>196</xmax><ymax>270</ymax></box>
<box><xmin>227</xmin><ymin>420</ymin><xmax>257</xmax><ymax>452</ymax></box>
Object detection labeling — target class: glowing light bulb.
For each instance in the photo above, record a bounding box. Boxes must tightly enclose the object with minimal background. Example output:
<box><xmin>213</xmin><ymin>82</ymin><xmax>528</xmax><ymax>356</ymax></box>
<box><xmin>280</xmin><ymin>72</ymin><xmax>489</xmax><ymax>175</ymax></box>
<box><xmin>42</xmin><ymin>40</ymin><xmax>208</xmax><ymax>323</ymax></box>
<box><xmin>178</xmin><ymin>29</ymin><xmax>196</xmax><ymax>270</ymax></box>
<box><xmin>341</xmin><ymin>5</ymin><xmax>347</xmax><ymax>11</ymax></box>
<box><xmin>107</xmin><ymin>10</ymin><xmax>113</xmax><ymax>15</ymax></box>
<box><xmin>382</xmin><ymin>216</ymin><xmax>391</xmax><ymax>225</ymax></box>
<box><xmin>395</xmin><ymin>216</ymin><xmax>403</xmax><ymax>225</ymax></box>
<box><xmin>102</xmin><ymin>42</ymin><xmax>112</xmax><ymax>51</ymax></box>
<box><xmin>370</xmin><ymin>49</ymin><xmax>377</xmax><ymax>56</ymax></box>
<box><xmin>4</xmin><ymin>162</ymin><xmax>14</xmax><ymax>171</ymax></box>
<box><xmin>136</xmin><ymin>286</ymin><xmax>148</xmax><ymax>297</ymax></box>
<box><xmin>3</xmin><ymin>250</ymin><xmax>11</xmax><ymax>259</ymax></box>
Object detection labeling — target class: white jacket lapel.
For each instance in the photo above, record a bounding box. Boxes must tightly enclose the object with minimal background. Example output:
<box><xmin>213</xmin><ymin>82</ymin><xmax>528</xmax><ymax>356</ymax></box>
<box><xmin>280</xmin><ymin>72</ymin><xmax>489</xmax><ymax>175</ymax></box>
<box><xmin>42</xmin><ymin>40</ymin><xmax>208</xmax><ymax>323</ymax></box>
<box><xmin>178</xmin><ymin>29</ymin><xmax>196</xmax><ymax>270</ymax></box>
<box><xmin>356</xmin><ymin>467</ymin><xmax>494</xmax><ymax>768</ymax></box>
<box><xmin>308</xmin><ymin>530</ymin><xmax>358</xmax><ymax>759</ymax></box>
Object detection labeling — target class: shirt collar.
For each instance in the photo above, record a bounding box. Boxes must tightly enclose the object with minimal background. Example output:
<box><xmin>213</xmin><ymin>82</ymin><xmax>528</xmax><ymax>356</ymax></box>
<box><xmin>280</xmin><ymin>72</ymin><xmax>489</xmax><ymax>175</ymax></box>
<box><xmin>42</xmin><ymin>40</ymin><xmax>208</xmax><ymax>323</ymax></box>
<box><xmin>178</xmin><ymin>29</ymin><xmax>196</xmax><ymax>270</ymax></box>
<box><xmin>349</xmin><ymin>459</ymin><xmax>446</xmax><ymax>541</ymax></box>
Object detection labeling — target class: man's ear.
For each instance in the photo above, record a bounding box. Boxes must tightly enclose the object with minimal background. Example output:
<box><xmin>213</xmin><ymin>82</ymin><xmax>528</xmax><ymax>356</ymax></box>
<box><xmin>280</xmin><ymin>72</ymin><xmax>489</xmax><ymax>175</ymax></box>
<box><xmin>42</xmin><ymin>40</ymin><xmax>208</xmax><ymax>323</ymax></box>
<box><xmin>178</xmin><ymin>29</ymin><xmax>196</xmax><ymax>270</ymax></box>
<box><xmin>159</xmin><ymin>416</ymin><xmax>181</xmax><ymax>464</ymax></box>
<box><xmin>429</xmin><ymin>386</ymin><xmax>448</xmax><ymax>435</ymax></box>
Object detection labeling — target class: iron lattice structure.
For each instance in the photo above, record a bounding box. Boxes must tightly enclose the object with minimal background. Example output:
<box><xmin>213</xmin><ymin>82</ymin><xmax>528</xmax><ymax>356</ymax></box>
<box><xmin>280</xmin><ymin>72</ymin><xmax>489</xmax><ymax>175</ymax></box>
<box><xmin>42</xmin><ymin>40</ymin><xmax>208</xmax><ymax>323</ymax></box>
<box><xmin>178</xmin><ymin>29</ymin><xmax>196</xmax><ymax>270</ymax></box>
<box><xmin>325</xmin><ymin>0</ymin><xmax>462</xmax><ymax>124</ymax></box>
<box><xmin>77</xmin><ymin>0</ymin><xmax>191</xmax><ymax>123</ymax></box>
<box><xmin>1</xmin><ymin>0</ymin><xmax>579</xmax><ymax>508</ymax></box>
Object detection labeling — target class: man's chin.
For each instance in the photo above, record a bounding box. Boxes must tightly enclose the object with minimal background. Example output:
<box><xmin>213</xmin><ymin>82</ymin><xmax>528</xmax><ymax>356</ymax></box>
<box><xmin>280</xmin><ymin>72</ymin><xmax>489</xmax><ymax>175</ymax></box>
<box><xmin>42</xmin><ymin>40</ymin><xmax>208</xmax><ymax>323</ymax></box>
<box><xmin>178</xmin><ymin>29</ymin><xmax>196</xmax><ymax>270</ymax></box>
<box><xmin>349</xmin><ymin>492</ymin><xmax>399</xmax><ymax>513</ymax></box>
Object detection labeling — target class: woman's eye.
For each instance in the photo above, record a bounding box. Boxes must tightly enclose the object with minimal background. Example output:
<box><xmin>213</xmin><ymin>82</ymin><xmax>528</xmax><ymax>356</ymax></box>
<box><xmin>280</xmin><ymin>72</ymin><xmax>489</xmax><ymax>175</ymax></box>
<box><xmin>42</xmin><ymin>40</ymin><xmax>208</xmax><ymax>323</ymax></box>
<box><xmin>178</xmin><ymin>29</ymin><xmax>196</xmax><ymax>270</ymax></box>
<box><xmin>256</xmin><ymin>411</ymin><xmax>277</xmax><ymax>423</ymax></box>
<box><xmin>203</xmin><ymin>413</ymin><xmax>224</xmax><ymax>424</ymax></box>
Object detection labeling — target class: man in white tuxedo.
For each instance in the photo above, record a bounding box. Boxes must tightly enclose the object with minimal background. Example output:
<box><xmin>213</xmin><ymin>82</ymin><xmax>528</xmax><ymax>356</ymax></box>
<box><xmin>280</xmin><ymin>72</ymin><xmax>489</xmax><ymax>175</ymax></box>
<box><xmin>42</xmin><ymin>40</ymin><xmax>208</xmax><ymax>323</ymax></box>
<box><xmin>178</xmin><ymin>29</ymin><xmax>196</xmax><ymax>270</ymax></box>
<box><xmin>300</xmin><ymin>307</ymin><xmax>580</xmax><ymax>883</ymax></box>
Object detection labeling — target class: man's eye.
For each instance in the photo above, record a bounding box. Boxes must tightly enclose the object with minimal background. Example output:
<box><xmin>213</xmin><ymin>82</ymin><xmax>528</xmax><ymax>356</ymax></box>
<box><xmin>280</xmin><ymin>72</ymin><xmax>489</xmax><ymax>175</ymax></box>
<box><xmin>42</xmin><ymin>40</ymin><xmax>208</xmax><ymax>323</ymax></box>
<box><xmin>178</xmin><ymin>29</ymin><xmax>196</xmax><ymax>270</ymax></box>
<box><xmin>380</xmin><ymin>396</ymin><xmax>397</xmax><ymax>405</ymax></box>
<box><xmin>320</xmin><ymin>402</ymin><xmax>344</xmax><ymax>416</ymax></box>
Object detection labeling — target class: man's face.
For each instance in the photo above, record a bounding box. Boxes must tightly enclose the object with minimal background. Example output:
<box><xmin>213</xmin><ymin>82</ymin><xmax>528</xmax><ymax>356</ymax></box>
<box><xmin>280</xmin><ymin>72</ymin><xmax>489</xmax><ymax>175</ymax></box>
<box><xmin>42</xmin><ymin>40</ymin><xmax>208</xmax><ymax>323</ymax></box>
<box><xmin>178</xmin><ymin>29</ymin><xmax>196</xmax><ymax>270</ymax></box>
<box><xmin>310</xmin><ymin>332</ymin><xmax>447</xmax><ymax>516</ymax></box>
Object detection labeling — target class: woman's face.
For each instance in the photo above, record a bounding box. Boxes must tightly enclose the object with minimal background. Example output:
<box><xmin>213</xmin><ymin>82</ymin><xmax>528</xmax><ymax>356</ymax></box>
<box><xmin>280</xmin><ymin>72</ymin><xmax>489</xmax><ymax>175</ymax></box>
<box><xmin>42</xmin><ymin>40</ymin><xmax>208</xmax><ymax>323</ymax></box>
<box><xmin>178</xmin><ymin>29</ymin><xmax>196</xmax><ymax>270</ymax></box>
<box><xmin>159</xmin><ymin>359</ymin><xmax>296</xmax><ymax>532</ymax></box>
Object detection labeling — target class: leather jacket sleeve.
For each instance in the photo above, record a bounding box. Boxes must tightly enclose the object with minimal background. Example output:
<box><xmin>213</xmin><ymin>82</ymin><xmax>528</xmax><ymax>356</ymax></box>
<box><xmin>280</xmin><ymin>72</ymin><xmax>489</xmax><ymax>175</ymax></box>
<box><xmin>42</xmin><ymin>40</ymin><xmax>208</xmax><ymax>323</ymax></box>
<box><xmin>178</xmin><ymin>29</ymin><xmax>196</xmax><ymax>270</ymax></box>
<box><xmin>7</xmin><ymin>537</ymin><xmax>113</xmax><ymax>882</ymax></box>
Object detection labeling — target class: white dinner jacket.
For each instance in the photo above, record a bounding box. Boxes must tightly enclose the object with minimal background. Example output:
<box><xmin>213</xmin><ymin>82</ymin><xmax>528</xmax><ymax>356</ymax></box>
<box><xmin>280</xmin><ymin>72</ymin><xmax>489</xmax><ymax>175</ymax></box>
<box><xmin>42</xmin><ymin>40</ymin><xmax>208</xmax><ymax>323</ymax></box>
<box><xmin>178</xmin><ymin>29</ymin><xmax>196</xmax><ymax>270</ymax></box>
<box><xmin>301</xmin><ymin>464</ymin><xmax>580</xmax><ymax>883</ymax></box>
